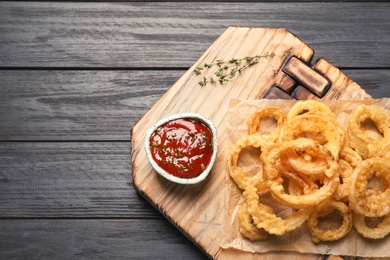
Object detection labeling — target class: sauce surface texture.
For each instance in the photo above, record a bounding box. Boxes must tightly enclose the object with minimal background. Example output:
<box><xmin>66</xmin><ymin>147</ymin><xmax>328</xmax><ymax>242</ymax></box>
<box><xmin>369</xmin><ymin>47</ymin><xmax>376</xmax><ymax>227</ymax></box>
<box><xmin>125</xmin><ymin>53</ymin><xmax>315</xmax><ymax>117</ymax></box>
<box><xmin>149</xmin><ymin>118</ymin><xmax>213</xmax><ymax>178</ymax></box>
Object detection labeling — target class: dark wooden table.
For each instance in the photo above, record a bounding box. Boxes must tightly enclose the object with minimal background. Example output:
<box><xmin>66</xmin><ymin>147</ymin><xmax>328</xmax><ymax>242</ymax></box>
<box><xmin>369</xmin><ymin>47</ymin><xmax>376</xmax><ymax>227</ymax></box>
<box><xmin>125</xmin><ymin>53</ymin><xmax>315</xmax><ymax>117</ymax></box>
<box><xmin>0</xmin><ymin>1</ymin><xmax>389</xmax><ymax>259</ymax></box>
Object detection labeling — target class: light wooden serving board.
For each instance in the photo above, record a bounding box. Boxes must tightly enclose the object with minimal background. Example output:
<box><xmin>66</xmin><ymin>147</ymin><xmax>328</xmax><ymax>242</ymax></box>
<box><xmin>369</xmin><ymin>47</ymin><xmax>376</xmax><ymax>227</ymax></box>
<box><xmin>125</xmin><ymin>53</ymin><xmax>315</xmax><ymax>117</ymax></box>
<box><xmin>131</xmin><ymin>27</ymin><xmax>372</xmax><ymax>259</ymax></box>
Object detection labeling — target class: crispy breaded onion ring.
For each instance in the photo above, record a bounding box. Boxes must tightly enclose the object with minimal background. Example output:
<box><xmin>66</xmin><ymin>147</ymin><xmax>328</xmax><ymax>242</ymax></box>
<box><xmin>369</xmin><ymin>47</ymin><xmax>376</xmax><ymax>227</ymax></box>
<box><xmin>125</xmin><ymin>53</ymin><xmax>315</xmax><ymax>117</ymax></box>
<box><xmin>247</xmin><ymin>107</ymin><xmax>286</xmax><ymax>142</ymax></box>
<box><xmin>281</xmin><ymin>168</ymin><xmax>317</xmax><ymax>195</ymax></box>
<box><xmin>348</xmin><ymin>104</ymin><xmax>390</xmax><ymax>159</ymax></box>
<box><xmin>333</xmin><ymin>148</ymin><xmax>362</xmax><ymax>203</ymax></box>
<box><xmin>381</xmin><ymin>144</ymin><xmax>390</xmax><ymax>160</ymax></box>
<box><xmin>353</xmin><ymin>212</ymin><xmax>390</xmax><ymax>239</ymax></box>
<box><xmin>281</xmin><ymin>148</ymin><xmax>329</xmax><ymax>176</ymax></box>
<box><xmin>308</xmin><ymin>199</ymin><xmax>352</xmax><ymax>243</ymax></box>
<box><xmin>238</xmin><ymin>203</ymin><xmax>270</xmax><ymax>241</ymax></box>
<box><xmin>287</xmin><ymin>100</ymin><xmax>336</xmax><ymax>121</ymax></box>
<box><xmin>279</xmin><ymin>113</ymin><xmax>343</xmax><ymax>160</ymax></box>
<box><xmin>340</xmin><ymin>146</ymin><xmax>362</xmax><ymax>169</ymax></box>
<box><xmin>349</xmin><ymin>157</ymin><xmax>390</xmax><ymax>217</ymax></box>
<box><xmin>227</xmin><ymin>134</ymin><xmax>271</xmax><ymax>190</ymax></box>
<box><xmin>261</xmin><ymin>138</ymin><xmax>340</xmax><ymax>209</ymax></box>
<box><xmin>244</xmin><ymin>185</ymin><xmax>314</xmax><ymax>236</ymax></box>
<box><xmin>333</xmin><ymin>159</ymin><xmax>353</xmax><ymax>202</ymax></box>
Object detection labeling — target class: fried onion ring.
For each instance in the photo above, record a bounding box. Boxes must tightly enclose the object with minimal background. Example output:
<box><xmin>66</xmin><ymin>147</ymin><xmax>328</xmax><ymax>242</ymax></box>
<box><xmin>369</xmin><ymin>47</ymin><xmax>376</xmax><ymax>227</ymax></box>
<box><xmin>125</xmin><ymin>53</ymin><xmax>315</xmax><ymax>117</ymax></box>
<box><xmin>287</xmin><ymin>100</ymin><xmax>336</xmax><ymax>121</ymax></box>
<box><xmin>244</xmin><ymin>184</ymin><xmax>314</xmax><ymax>236</ymax></box>
<box><xmin>340</xmin><ymin>146</ymin><xmax>362</xmax><ymax>169</ymax></box>
<box><xmin>333</xmin><ymin>159</ymin><xmax>353</xmax><ymax>202</ymax></box>
<box><xmin>280</xmin><ymin>166</ymin><xmax>318</xmax><ymax>195</ymax></box>
<box><xmin>227</xmin><ymin>134</ymin><xmax>271</xmax><ymax>190</ymax></box>
<box><xmin>238</xmin><ymin>203</ymin><xmax>270</xmax><ymax>241</ymax></box>
<box><xmin>261</xmin><ymin>138</ymin><xmax>340</xmax><ymax>208</ymax></box>
<box><xmin>279</xmin><ymin>113</ymin><xmax>343</xmax><ymax>160</ymax></box>
<box><xmin>348</xmin><ymin>104</ymin><xmax>390</xmax><ymax>159</ymax></box>
<box><xmin>308</xmin><ymin>199</ymin><xmax>352</xmax><ymax>243</ymax></box>
<box><xmin>281</xmin><ymin>148</ymin><xmax>329</xmax><ymax>176</ymax></box>
<box><xmin>247</xmin><ymin>107</ymin><xmax>286</xmax><ymax>142</ymax></box>
<box><xmin>381</xmin><ymin>144</ymin><xmax>390</xmax><ymax>160</ymax></box>
<box><xmin>353</xmin><ymin>211</ymin><xmax>390</xmax><ymax>239</ymax></box>
<box><xmin>349</xmin><ymin>157</ymin><xmax>390</xmax><ymax>217</ymax></box>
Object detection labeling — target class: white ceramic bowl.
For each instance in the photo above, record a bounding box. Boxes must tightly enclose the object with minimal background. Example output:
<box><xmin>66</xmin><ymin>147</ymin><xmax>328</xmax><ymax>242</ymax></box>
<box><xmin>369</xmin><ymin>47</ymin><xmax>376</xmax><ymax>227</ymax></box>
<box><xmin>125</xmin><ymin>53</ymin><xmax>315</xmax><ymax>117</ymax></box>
<box><xmin>144</xmin><ymin>113</ymin><xmax>218</xmax><ymax>185</ymax></box>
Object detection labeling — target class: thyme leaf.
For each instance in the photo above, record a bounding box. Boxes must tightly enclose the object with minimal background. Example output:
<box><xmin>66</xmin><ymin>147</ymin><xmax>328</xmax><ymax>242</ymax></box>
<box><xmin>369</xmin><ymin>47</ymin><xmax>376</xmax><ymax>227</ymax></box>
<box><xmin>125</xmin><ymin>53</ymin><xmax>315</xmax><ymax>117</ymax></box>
<box><xmin>198</xmin><ymin>77</ymin><xmax>207</xmax><ymax>87</ymax></box>
<box><xmin>194</xmin><ymin>52</ymin><xmax>275</xmax><ymax>86</ymax></box>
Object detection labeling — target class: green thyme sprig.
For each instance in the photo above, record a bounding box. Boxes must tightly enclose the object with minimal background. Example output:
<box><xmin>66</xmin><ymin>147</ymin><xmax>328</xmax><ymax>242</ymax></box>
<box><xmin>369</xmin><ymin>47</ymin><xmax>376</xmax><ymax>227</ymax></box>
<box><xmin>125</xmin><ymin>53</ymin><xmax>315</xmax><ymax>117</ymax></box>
<box><xmin>194</xmin><ymin>52</ymin><xmax>275</xmax><ymax>86</ymax></box>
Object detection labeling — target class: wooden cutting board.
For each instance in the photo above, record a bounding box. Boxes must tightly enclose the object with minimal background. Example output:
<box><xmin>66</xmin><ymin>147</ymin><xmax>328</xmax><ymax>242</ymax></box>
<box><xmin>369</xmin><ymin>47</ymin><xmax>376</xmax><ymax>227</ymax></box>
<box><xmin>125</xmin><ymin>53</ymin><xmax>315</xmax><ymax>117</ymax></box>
<box><xmin>131</xmin><ymin>27</ymin><xmax>372</xmax><ymax>259</ymax></box>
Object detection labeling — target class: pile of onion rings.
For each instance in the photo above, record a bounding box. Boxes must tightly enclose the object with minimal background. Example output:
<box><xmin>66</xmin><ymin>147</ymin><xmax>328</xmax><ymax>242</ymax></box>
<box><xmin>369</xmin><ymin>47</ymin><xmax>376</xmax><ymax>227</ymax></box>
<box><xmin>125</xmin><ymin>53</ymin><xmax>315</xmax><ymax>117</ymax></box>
<box><xmin>227</xmin><ymin>100</ymin><xmax>390</xmax><ymax>243</ymax></box>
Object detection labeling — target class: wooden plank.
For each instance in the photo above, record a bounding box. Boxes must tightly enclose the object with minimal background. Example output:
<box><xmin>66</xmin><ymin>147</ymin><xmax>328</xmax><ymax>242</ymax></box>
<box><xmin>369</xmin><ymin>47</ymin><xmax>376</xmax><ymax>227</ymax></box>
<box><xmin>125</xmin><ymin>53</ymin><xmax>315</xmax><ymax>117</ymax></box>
<box><xmin>0</xmin><ymin>141</ymin><xmax>160</xmax><ymax>218</ymax></box>
<box><xmin>0</xmin><ymin>2</ymin><xmax>389</xmax><ymax>68</ymax></box>
<box><xmin>0</xmin><ymin>70</ymin><xmax>181</xmax><ymax>141</ymax></box>
<box><xmin>0</xmin><ymin>69</ymin><xmax>389</xmax><ymax>141</ymax></box>
<box><xmin>343</xmin><ymin>69</ymin><xmax>390</xmax><ymax>98</ymax></box>
<box><xmin>0</xmin><ymin>219</ymin><xmax>208</xmax><ymax>260</ymax></box>
<box><xmin>30</xmin><ymin>0</ymin><xmax>389</xmax><ymax>2</ymax></box>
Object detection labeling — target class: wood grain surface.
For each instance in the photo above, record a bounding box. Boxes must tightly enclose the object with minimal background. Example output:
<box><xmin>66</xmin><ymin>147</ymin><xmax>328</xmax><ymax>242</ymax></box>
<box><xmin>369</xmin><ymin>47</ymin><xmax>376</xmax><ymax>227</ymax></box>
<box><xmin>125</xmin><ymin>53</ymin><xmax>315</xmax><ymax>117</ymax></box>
<box><xmin>0</xmin><ymin>2</ymin><xmax>389</xmax><ymax>68</ymax></box>
<box><xmin>0</xmin><ymin>70</ymin><xmax>389</xmax><ymax>141</ymax></box>
<box><xmin>1</xmin><ymin>1</ymin><xmax>389</xmax><ymax>259</ymax></box>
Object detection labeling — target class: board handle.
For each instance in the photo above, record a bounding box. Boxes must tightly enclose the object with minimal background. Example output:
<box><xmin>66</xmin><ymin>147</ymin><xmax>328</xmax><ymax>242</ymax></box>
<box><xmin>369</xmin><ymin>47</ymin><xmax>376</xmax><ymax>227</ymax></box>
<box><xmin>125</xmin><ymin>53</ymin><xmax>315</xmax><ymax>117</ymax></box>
<box><xmin>283</xmin><ymin>57</ymin><xmax>331</xmax><ymax>97</ymax></box>
<box><xmin>264</xmin><ymin>57</ymin><xmax>333</xmax><ymax>100</ymax></box>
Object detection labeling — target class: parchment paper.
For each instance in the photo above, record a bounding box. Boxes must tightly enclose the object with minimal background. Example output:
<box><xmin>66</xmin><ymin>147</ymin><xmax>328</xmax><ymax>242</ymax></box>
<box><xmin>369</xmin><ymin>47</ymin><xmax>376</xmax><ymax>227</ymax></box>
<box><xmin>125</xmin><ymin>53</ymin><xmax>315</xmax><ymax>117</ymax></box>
<box><xmin>220</xmin><ymin>98</ymin><xmax>390</xmax><ymax>257</ymax></box>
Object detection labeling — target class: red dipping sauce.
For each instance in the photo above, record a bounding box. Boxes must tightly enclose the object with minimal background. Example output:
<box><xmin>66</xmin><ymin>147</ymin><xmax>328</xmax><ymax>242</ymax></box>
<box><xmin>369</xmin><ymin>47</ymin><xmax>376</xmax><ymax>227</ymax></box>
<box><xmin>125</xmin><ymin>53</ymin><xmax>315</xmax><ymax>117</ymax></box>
<box><xmin>149</xmin><ymin>118</ymin><xmax>214</xmax><ymax>178</ymax></box>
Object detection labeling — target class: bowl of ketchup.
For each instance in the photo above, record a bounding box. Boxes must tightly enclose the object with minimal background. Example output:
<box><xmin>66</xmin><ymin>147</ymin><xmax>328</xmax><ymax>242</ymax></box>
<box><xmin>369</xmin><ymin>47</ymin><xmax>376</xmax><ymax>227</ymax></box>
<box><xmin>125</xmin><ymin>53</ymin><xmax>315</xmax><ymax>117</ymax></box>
<box><xmin>144</xmin><ymin>113</ymin><xmax>218</xmax><ymax>185</ymax></box>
